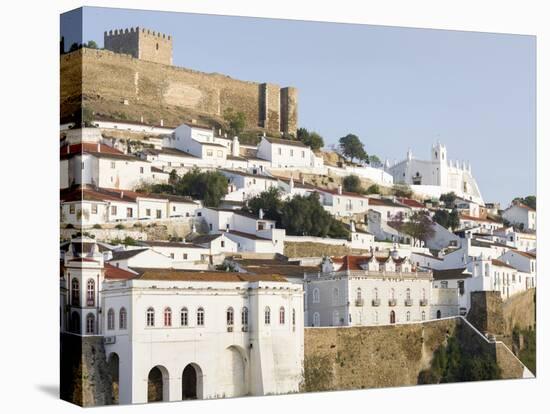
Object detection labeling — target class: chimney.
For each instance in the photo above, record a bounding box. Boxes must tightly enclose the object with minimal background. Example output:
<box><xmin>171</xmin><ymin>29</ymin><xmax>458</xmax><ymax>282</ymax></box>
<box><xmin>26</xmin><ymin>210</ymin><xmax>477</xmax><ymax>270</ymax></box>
<box><xmin>218</xmin><ymin>128</ymin><xmax>222</xmax><ymax>136</ymax></box>
<box><xmin>338</xmin><ymin>184</ymin><xmax>343</xmax><ymax>195</ymax></box>
<box><xmin>350</xmin><ymin>220</ymin><xmax>356</xmax><ymax>233</ymax></box>
<box><xmin>259</xmin><ymin>208</ymin><xmax>264</xmax><ymax>220</ymax></box>
<box><xmin>289</xmin><ymin>176</ymin><xmax>294</xmax><ymax>191</ymax></box>
<box><xmin>160</xmin><ymin>119</ymin><xmax>164</xmax><ymax>127</ymax></box>
<box><xmin>120</xmin><ymin>191</ymin><xmax>124</xmax><ymax>199</ymax></box>
<box><xmin>301</xmin><ymin>176</ymin><xmax>305</xmax><ymax>185</ymax></box>
<box><xmin>140</xmin><ymin>115</ymin><xmax>144</xmax><ymax>123</ymax></box>
<box><xmin>97</xmin><ymin>143</ymin><xmax>101</xmax><ymax>152</ymax></box>
<box><xmin>263</xmin><ymin>131</ymin><xmax>266</xmax><ymax>137</ymax></box>
<box><xmin>67</xmin><ymin>145</ymin><xmax>70</xmax><ymax>154</ymax></box>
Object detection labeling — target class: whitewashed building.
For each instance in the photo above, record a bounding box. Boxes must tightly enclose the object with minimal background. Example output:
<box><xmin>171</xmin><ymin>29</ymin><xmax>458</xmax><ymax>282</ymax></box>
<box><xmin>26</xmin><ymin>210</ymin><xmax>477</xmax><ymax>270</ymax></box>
<box><xmin>256</xmin><ymin>136</ymin><xmax>323</xmax><ymax>169</ymax></box>
<box><xmin>502</xmin><ymin>202</ymin><xmax>536</xmax><ymax>231</ymax></box>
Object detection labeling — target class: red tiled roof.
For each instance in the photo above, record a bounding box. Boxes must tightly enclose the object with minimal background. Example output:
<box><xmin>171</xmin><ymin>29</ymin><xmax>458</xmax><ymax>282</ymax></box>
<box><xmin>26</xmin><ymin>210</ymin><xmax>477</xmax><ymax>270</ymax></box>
<box><xmin>368</xmin><ymin>197</ymin><xmax>409</xmax><ymax>208</ymax></box>
<box><xmin>491</xmin><ymin>259</ymin><xmax>516</xmax><ymax>270</ymax></box>
<box><xmin>460</xmin><ymin>214</ymin><xmax>499</xmax><ymax>223</ymax></box>
<box><xmin>60</xmin><ymin>143</ymin><xmax>137</xmax><ymax>161</ymax></box>
<box><xmin>104</xmin><ymin>263</ymin><xmax>137</xmax><ymax>280</ymax></box>
<box><xmin>511</xmin><ymin>250</ymin><xmax>536</xmax><ymax>259</ymax></box>
<box><xmin>397</xmin><ymin>198</ymin><xmax>425</xmax><ymax>209</ymax></box>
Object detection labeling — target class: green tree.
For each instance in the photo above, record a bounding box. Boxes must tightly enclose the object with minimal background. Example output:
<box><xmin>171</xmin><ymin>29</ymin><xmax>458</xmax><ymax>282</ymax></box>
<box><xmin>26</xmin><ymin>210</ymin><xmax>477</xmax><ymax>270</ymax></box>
<box><xmin>390</xmin><ymin>211</ymin><xmax>435</xmax><ymax>245</ymax></box>
<box><xmin>69</xmin><ymin>42</ymin><xmax>80</xmax><ymax>52</ymax></box>
<box><xmin>365</xmin><ymin>184</ymin><xmax>381</xmax><ymax>195</ymax></box>
<box><xmin>86</xmin><ymin>40</ymin><xmax>98</xmax><ymax>49</ymax></box>
<box><xmin>338</xmin><ymin>134</ymin><xmax>367</xmax><ymax>163</ymax></box>
<box><xmin>175</xmin><ymin>168</ymin><xmax>228</xmax><ymax>207</ymax></box>
<box><xmin>392</xmin><ymin>183</ymin><xmax>413</xmax><ymax>198</ymax></box>
<box><xmin>433</xmin><ymin>209</ymin><xmax>450</xmax><ymax>228</ymax></box>
<box><xmin>342</xmin><ymin>175</ymin><xmax>362</xmax><ymax>193</ymax></box>
<box><xmin>368</xmin><ymin>154</ymin><xmax>382</xmax><ymax>167</ymax></box>
<box><xmin>245</xmin><ymin>187</ymin><xmax>284</xmax><ymax>224</ymax></box>
<box><xmin>223</xmin><ymin>108</ymin><xmax>246</xmax><ymax>136</ymax></box>
<box><xmin>439</xmin><ymin>192</ymin><xmax>457</xmax><ymax>208</ymax></box>
<box><xmin>168</xmin><ymin>169</ymin><xmax>178</xmax><ymax>185</ymax></box>
<box><xmin>448</xmin><ymin>209</ymin><xmax>460</xmax><ymax>231</ymax></box>
<box><xmin>297</xmin><ymin>128</ymin><xmax>325</xmax><ymax>150</ymax></box>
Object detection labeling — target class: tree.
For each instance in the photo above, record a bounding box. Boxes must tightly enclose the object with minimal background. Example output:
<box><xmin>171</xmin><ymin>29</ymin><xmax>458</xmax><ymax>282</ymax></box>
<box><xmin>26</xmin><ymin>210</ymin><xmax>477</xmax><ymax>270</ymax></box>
<box><xmin>245</xmin><ymin>187</ymin><xmax>283</xmax><ymax>224</ymax></box>
<box><xmin>174</xmin><ymin>168</ymin><xmax>228</xmax><ymax>207</ymax></box>
<box><xmin>86</xmin><ymin>40</ymin><xmax>98</xmax><ymax>49</ymax></box>
<box><xmin>393</xmin><ymin>183</ymin><xmax>413</xmax><ymax>198</ymax></box>
<box><xmin>69</xmin><ymin>42</ymin><xmax>80</xmax><ymax>52</ymax></box>
<box><xmin>342</xmin><ymin>175</ymin><xmax>362</xmax><ymax>193</ymax></box>
<box><xmin>338</xmin><ymin>134</ymin><xmax>367</xmax><ymax>163</ymax></box>
<box><xmin>391</xmin><ymin>211</ymin><xmax>435</xmax><ymax>245</ymax></box>
<box><xmin>365</xmin><ymin>184</ymin><xmax>381</xmax><ymax>195</ymax></box>
<box><xmin>439</xmin><ymin>192</ymin><xmax>457</xmax><ymax>208</ymax></box>
<box><xmin>513</xmin><ymin>195</ymin><xmax>536</xmax><ymax>210</ymax></box>
<box><xmin>448</xmin><ymin>209</ymin><xmax>460</xmax><ymax>231</ymax></box>
<box><xmin>368</xmin><ymin>154</ymin><xmax>382</xmax><ymax>167</ymax></box>
<box><xmin>223</xmin><ymin>108</ymin><xmax>246</xmax><ymax>136</ymax></box>
<box><xmin>169</xmin><ymin>169</ymin><xmax>178</xmax><ymax>185</ymax></box>
<box><xmin>433</xmin><ymin>209</ymin><xmax>450</xmax><ymax>228</ymax></box>
<box><xmin>297</xmin><ymin>128</ymin><xmax>324</xmax><ymax>151</ymax></box>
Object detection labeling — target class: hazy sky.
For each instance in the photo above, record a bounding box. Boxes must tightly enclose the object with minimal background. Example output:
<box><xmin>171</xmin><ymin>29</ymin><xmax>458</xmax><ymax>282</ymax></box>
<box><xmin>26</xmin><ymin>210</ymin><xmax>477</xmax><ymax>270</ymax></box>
<box><xmin>61</xmin><ymin>7</ymin><xmax>536</xmax><ymax>206</ymax></box>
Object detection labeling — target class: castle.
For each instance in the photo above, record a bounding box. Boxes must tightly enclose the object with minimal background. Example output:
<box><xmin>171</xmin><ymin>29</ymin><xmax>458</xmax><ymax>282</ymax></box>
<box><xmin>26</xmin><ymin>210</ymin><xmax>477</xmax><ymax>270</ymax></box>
<box><xmin>60</xmin><ymin>27</ymin><xmax>298</xmax><ymax>136</ymax></box>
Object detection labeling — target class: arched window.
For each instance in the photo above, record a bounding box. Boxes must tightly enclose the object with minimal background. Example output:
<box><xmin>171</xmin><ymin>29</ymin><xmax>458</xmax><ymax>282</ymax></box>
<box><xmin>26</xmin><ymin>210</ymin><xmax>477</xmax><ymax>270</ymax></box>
<box><xmin>332</xmin><ymin>288</ymin><xmax>339</xmax><ymax>305</ymax></box>
<box><xmin>180</xmin><ymin>307</ymin><xmax>188</xmax><ymax>326</ymax></box>
<box><xmin>356</xmin><ymin>287</ymin><xmax>362</xmax><ymax>301</ymax></box>
<box><xmin>146</xmin><ymin>307</ymin><xmax>155</xmax><ymax>327</ymax></box>
<box><xmin>313</xmin><ymin>312</ymin><xmax>320</xmax><ymax>327</ymax></box>
<box><xmin>197</xmin><ymin>307</ymin><xmax>205</xmax><ymax>326</ymax></box>
<box><xmin>119</xmin><ymin>307</ymin><xmax>127</xmax><ymax>330</ymax></box>
<box><xmin>389</xmin><ymin>310</ymin><xmax>396</xmax><ymax>324</ymax></box>
<box><xmin>292</xmin><ymin>309</ymin><xmax>296</xmax><ymax>326</ymax></box>
<box><xmin>107</xmin><ymin>308</ymin><xmax>115</xmax><ymax>330</ymax></box>
<box><xmin>86</xmin><ymin>313</ymin><xmax>95</xmax><ymax>334</ymax></box>
<box><xmin>226</xmin><ymin>307</ymin><xmax>234</xmax><ymax>326</ymax></box>
<box><xmin>312</xmin><ymin>288</ymin><xmax>320</xmax><ymax>303</ymax></box>
<box><xmin>436</xmin><ymin>310</ymin><xmax>442</xmax><ymax>319</ymax></box>
<box><xmin>87</xmin><ymin>279</ymin><xmax>95</xmax><ymax>306</ymax></box>
<box><xmin>71</xmin><ymin>278</ymin><xmax>80</xmax><ymax>306</ymax></box>
<box><xmin>422</xmin><ymin>311</ymin><xmax>426</xmax><ymax>321</ymax></box>
<box><xmin>406</xmin><ymin>288</ymin><xmax>411</xmax><ymax>300</ymax></box>
<box><xmin>406</xmin><ymin>311</ymin><xmax>411</xmax><ymax>322</ymax></box>
<box><xmin>264</xmin><ymin>307</ymin><xmax>271</xmax><ymax>325</ymax></box>
<box><xmin>279</xmin><ymin>307</ymin><xmax>285</xmax><ymax>324</ymax></box>
<box><xmin>164</xmin><ymin>307</ymin><xmax>172</xmax><ymax>327</ymax></box>
<box><xmin>241</xmin><ymin>307</ymin><xmax>248</xmax><ymax>328</ymax></box>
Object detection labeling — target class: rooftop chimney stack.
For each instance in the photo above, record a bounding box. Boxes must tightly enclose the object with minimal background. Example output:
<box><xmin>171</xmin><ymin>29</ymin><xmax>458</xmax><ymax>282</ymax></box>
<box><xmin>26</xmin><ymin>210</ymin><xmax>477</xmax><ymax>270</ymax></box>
<box><xmin>160</xmin><ymin>119</ymin><xmax>164</xmax><ymax>127</ymax></box>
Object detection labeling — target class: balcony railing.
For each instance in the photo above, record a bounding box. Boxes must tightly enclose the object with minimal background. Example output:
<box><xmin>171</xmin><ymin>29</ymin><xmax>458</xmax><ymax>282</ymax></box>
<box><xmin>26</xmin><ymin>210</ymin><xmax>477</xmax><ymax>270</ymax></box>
<box><xmin>355</xmin><ymin>298</ymin><xmax>364</xmax><ymax>307</ymax></box>
<box><xmin>371</xmin><ymin>298</ymin><xmax>381</xmax><ymax>307</ymax></box>
<box><xmin>419</xmin><ymin>299</ymin><xmax>428</xmax><ymax>307</ymax></box>
<box><xmin>404</xmin><ymin>299</ymin><xmax>413</xmax><ymax>307</ymax></box>
<box><xmin>388</xmin><ymin>299</ymin><xmax>397</xmax><ymax>307</ymax></box>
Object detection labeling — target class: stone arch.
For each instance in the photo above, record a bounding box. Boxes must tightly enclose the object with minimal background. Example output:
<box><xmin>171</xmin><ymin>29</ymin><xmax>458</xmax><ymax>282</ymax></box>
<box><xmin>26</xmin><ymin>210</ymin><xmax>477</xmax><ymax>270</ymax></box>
<box><xmin>148</xmin><ymin>365</ymin><xmax>169</xmax><ymax>403</ymax></box>
<box><xmin>182</xmin><ymin>363</ymin><xmax>203</xmax><ymax>400</ymax></box>
<box><xmin>223</xmin><ymin>345</ymin><xmax>248</xmax><ymax>397</ymax></box>
<box><xmin>390</xmin><ymin>310</ymin><xmax>396</xmax><ymax>324</ymax></box>
<box><xmin>107</xmin><ymin>352</ymin><xmax>119</xmax><ymax>404</ymax></box>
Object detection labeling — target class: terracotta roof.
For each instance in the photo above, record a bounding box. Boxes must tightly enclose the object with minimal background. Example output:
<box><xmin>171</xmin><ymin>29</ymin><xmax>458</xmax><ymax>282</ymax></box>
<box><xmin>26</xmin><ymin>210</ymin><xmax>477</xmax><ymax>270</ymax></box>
<box><xmin>511</xmin><ymin>250</ymin><xmax>536</xmax><ymax>259</ymax></box>
<box><xmin>131</xmin><ymin>268</ymin><xmax>289</xmax><ymax>282</ymax></box>
<box><xmin>491</xmin><ymin>259</ymin><xmax>516</xmax><ymax>270</ymax></box>
<box><xmin>145</xmin><ymin>147</ymin><xmax>199</xmax><ymax>158</ymax></box>
<box><xmin>111</xmin><ymin>249</ymin><xmax>149</xmax><ymax>261</ymax></box>
<box><xmin>264</xmin><ymin>136</ymin><xmax>307</xmax><ymax>147</ymax></box>
<box><xmin>226</xmin><ymin>155</ymin><xmax>248</xmax><ymax>161</ymax></box>
<box><xmin>140</xmin><ymin>240</ymin><xmax>206</xmax><ymax>249</ymax></box>
<box><xmin>412</xmin><ymin>252</ymin><xmax>443</xmax><ymax>261</ymax></box>
<box><xmin>60</xmin><ymin>143</ymin><xmax>139</xmax><ymax>161</ymax></box>
<box><xmin>220</xmin><ymin>169</ymin><xmax>278</xmax><ymax>181</ymax></box>
<box><xmin>368</xmin><ymin>197</ymin><xmax>409</xmax><ymax>208</ymax></box>
<box><xmin>460</xmin><ymin>214</ymin><xmax>499</xmax><ymax>223</ymax></box>
<box><xmin>104</xmin><ymin>263</ymin><xmax>137</xmax><ymax>280</ymax></box>
<box><xmin>94</xmin><ymin>115</ymin><xmax>176</xmax><ymax>129</ymax></box>
<box><xmin>226</xmin><ymin>230</ymin><xmax>271</xmax><ymax>241</ymax></box>
<box><xmin>509</xmin><ymin>202</ymin><xmax>536</xmax><ymax>212</ymax></box>
<box><xmin>229</xmin><ymin>258</ymin><xmax>318</xmax><ymax>277</ymax></box>
<box><xmin>397</xmin><ymin>198</ymin><xmax>425</xmax><ymax>209</ymax></box>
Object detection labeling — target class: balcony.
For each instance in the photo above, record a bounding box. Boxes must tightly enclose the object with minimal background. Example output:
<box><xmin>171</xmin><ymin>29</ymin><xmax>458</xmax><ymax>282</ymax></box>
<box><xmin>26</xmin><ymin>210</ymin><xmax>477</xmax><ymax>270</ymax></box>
<box><xmin>405</xmin><ymin>299</ymin><xmax>413</xmax><ymax>307</ymax></box>
<box><xmin>419</xmin><ymin>299</ymin><xmax>428</xmax><ymax>307</ymax></box>
<box><xmin>388</xmin><ymin>299</ymin><xmax>397</xmax><ymax>307</ymax></box>
<box><xmin>355</xmin><ymin>298</ymin><xmax>364</xmax><ymax>307</ymax></box>
<box><xmin>371</xmin><ymin>298</ymin><xmax>381</xmax><ymax>307</ymax></box>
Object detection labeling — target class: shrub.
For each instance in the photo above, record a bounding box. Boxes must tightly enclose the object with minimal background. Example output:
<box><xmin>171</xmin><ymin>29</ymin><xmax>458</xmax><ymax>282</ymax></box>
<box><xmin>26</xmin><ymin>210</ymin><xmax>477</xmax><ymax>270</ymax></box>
<box><xmin>92</xmin><ymin>224</ymin><xmax>102</xmax><ymax>229</ymax></box>
<box><xmin>115</xmin><ymin>224</ymin><xmax>125</xmax><ymax>230</ymax></box>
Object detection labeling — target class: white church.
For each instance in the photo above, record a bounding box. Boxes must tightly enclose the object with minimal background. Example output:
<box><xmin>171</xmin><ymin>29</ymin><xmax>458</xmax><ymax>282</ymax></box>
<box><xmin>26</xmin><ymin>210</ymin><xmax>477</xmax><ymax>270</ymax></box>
<box><xmin>388</xmin><ymin>142</ymin><xmax>484</xmax><ymax>205</ymax></box>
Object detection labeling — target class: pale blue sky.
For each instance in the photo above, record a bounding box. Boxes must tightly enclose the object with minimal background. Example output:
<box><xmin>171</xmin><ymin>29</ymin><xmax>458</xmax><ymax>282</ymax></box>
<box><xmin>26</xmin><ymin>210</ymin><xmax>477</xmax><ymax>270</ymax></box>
<box><xmin>61</xmin><ymin>7</ymin><xmax>536</xmax><ymax>206</ymax></box>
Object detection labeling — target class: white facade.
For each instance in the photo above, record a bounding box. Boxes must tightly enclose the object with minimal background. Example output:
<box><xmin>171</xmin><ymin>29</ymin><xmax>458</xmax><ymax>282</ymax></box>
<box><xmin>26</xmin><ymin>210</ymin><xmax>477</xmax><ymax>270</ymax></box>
<box><xmin>256</xmin><ymin>136</ymin><xmax>322</xmax><ymax>169</ymax></box>
<box><xmin>502</xmin><ymin>203</ymin><xmax>536</xmax><ymax>231</ymax></box>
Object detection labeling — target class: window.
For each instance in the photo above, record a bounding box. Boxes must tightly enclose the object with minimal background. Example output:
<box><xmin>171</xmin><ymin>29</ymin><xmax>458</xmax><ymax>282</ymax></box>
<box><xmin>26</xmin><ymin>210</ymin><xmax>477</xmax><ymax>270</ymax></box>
<box><xmin>206</xmin><ymin>150</ymin><xmax>213</xmax><ymax>157</ymax></box>
<box><xmin>290</xmin><ymin>149</ymin><xmax>294</xmax><ymax>156</ymax></box>
<box><xmin>313</xmin><ymin>312</ymin><xmax>320</xmax><ymax>327</ymax></box>
<box><xmin>140</xmin><ymin>167</ymin><xmax>144</xmax><ymax>174</ymax></box>
<box><xmin>71</xmin><ymin>278</ymin><xmax>80</xmax><ymax>306</ymax></box>
<box><xmin>264</xmin><ymin>307</ymin><xmax>271</xmax><ymax>325</ymax></box>
<box><xmin>119</xmin><ymin>307</ymin><xmax>127</xmax><ymax>330</ymax></box>
<box><xmin>126</xmin><ymin>207</ymin><xmax>133</xmax><ymax>218</ymax></box>
<box><xmin>86</xmin><ymin>313</ymin><xmax>95</xmax><ymax>334</ymax></box>
<box><xmin>422</xmin><ymin>311</ymin><xmax>426</xmax><ymax>321</ymax></box>
<box><xmin>146</xmin><ymin>307</ymin><xmax>155</xmax><ymax>327</ymax></box>
<box><xmin>278</xmin><ymin>148</ymin><xmax>282</xmax><ymax>155</ymax></box>
<box><xmin>107</xmin><ymin>308</ymin><xmax>115</xmax><ymax>330</ymax></box>
<box><xmin>242</xmin><ymin>307</ymin><xmax>249</xmax><ymax>327</ymax></box>
<box><xmin>374</xmin><ymin>288</ymin><xmax>379</xmax><ymax>299</ymax></box>
<box><xmin>302</xmin><ymin>151</ymin><xmax>305</xmax><ymax>158</ymax></box>
<box><xmin>197</xmin><ymin>307</ymin><xmax>205</xmax><ymax>326</ymax></box>
<box><xmin>227</xmin><ymin>307</ymin><xmax>234</xmax><ymax>326</ymax></box>
<box><xmin>457</xmin><ymin>280</ymin><xmax>465</xmax><ymax>295</ymax></box>
<box><xmin>111</xmin><ymin>161</ymin><xmax>116</xmax><ymax>169</ymax></box>
<box><xmin>441</xmin><ymin>281</ymin><xmax>448</xmax><ymax>288</ymax></box>
<box><xmin>292</xmin><ymin>309</ymin><xmax>296</xmax><ymax>326</ymax></box>
<box><xmin>156</xmin><ymin>209</ymin><xmax>162</xmax><ymax>219</ymax></box>
<box><xmin>356</xmin><ymin>288</ymin><xmax>362</xmax><ymax>301</ymax></box>
<box><xmin>332</xmin><ymin>288</ymin><xmax>339</xmax><ymax>305</ymax></box>
<box><xmin>91</xmin><ymin>204</ymin><xmax>98</xmax><ymax>214</ymax></box>
<box><xmin>406</xmin><ymin>311</ymin><xmax>411</xmax><ymax>322</ymax></box>
<box><xmin>221</xmin><ymin>241</ymin><xmax>225</xmax><ymax>248</ymax></box>
<box><xmin>69</xmin><ymin>204</ymin><xmax>75</xmax><ymax>214</ymax></box>
<box><xmin>170</xmin><ymin>253</ymin><xmax>174</xmax><ymax>259</ymax></box>
<box><xmin>279</xmin><ymin>307</ymin><xmax>285</xmax><ymax>324</ymax></box>
<box><xmin>406</xmin><ymin>288</ymin><xmax>411</xmax><ymax>300</ymax></box>
<box><xmin>312</xmin><ymin>288</ymin><xmax>320</xmax><ymax>303</ymax></box>
<box><xmin>180</xmin><ymin>307</ymin><xmax>188</xmax><ymax>326</ymax></box>
<box><xmin>164</xmin><ymin>307</ymin><xmax>172</xmax><ymax>327</ymax></box>
<box><xmin>146</xmin><ymin>208</ymin><xmax>151</xmax><ymax>216</ymax></box>
<box><xmin>111</xmin><ymin>205</ymin><xmax>117</xmax><ymax>215</ymax></box>
<box><xmin>183</xmin><ymin>253</ymin><xmax>188</xmax><ymax>260</ymax></box>
<box><xmin>86</xmin><ymin>279</ymin><xmax>95</xmax><ymax>306</ymax></box>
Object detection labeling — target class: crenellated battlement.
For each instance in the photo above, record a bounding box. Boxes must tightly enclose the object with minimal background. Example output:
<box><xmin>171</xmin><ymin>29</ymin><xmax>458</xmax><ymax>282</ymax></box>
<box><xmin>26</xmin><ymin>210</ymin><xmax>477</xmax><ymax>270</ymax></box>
<box><xmin>103</xmin><ymin>26</ymin><xmax>172</xmax><ymax>65</ymax></box>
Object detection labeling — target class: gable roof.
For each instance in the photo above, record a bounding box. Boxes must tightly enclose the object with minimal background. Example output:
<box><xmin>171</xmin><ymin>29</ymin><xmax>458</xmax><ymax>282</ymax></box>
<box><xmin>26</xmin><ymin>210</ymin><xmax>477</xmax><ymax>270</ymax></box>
<box><xmin>60</xmin><ymin>143</ymin><xmax>139</xmax><ymax>161</ymax></box>
<box><xmin>368</xmin><ymin>197</ymin><xmax>409</xmax><ymax>208</ymax></box>
<box><xmin>491</xmin><ymin>259</ymin><xmax>516</xmax><ymax>270</ymax></box>
<box><xmin>432</xmin><ymin>268</ymin><xmax>470</xmax><ymax>280</ymax></box>
<box><xmin>104</xmin><ymin>263</ymin><xmax>138</xmax><ymax>280</ymax></box>
<box><xmin>264</xmin><ymin>136</ymin><xmax>307</xmax><ymax>148</ymax></box>
<box><xmin>130</xmin><ymin>268</ymin><xmax>288</xmax><ymax>282</ymax></box>
<box><xmin>110</xmin><ymin>248</ymin><xmax>150</xmax><ymax>261</ymax></box>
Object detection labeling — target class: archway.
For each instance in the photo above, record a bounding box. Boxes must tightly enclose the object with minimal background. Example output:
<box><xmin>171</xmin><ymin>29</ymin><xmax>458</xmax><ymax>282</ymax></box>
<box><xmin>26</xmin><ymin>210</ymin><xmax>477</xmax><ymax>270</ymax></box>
<box><xmin>107</xmin><ymin>353</ymin><xmax>119</xmax><ymax>404</ymax></box>
<box><xmin>224</xmin><ymin>346</ymin><xmax>247</xmax><ymax>397</ymax></box>
<box><xmin>148</xmin><ymin>366</ymin><xmax>168</xmax><ymax>403</ymax></box>
<box><xmin>182</xmin><ymin>364</ymin><xmax>202</xmax><ymax>400</ymax></box>
<box><xmin>389</xmin><ymin>310</ymin><xmax>396</xmax><ymax>324</ymax></box>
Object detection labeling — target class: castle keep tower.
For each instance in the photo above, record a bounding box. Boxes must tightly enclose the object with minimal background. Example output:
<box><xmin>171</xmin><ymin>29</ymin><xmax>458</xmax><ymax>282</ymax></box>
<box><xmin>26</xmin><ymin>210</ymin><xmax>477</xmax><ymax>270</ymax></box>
<box><xmin>104</xmin><ymin>27</ymin><xmax>173</xmax><ymax>65</ymax></box>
